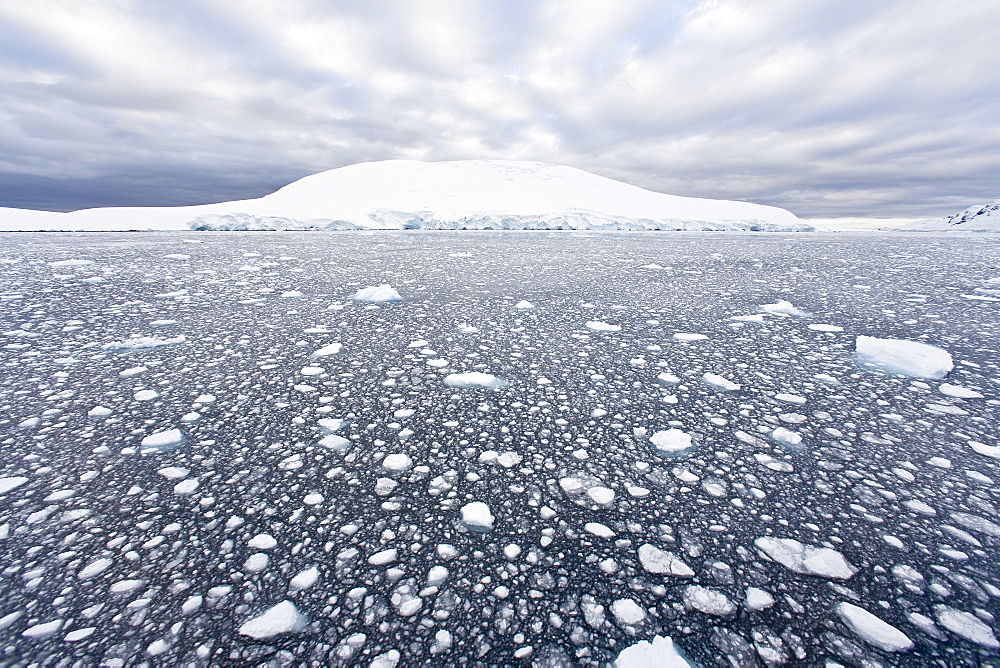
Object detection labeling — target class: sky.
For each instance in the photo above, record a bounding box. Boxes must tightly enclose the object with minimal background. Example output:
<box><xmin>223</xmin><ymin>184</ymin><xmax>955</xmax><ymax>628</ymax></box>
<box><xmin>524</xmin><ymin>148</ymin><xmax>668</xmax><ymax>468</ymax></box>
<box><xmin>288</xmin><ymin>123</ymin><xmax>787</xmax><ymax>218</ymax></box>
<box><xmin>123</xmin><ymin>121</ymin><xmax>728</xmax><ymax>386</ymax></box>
<box><xmin>1</xmin><ymin>0</ymin><xmax>998</xmax><ymax>218</ymax></box>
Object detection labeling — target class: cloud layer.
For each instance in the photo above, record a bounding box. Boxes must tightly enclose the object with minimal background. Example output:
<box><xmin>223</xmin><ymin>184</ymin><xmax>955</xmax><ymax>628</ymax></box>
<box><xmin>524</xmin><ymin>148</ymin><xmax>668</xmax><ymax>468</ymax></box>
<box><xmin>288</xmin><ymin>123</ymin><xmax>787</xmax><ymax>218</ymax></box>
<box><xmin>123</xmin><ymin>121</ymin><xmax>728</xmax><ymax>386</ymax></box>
<box><xmin>1</xmin><ymin>0</ymin><xmax>998</xmax><ymax>217</ymax></box>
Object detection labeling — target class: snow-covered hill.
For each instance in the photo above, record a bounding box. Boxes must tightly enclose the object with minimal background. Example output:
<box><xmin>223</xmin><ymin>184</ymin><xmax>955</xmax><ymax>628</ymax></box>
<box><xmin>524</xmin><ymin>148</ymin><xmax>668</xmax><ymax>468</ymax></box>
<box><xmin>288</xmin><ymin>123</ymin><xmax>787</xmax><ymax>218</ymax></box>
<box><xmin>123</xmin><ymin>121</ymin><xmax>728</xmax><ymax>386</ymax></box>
<box><xmin>903</xmin><ymin>199</ymin><xmax>1000</xmax><ymax>232</ymax></box>
<box><xmin>0</xmin><ymin>160</ymin><xmax>810</xmax><ymax>232</ymax></box>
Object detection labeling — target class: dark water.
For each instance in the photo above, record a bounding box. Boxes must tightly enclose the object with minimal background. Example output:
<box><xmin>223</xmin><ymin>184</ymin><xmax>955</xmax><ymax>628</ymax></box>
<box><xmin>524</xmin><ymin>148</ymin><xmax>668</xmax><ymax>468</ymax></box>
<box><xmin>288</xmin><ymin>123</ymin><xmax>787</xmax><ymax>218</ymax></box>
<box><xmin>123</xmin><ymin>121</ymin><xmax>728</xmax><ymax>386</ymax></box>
<box><xmin>0</xmin><ymin>231</ymin><xmax>998</xmax><ymax>666</ymax></box>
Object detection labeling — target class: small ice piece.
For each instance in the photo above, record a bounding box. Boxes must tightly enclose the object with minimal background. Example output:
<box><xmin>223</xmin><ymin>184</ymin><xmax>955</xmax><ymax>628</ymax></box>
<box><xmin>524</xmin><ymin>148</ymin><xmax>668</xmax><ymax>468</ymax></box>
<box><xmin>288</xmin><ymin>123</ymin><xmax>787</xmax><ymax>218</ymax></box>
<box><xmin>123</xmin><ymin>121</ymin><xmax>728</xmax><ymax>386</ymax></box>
<box><xmin>702</xmin><ymin>373</ymin><xmax>741</xmax><ymax>391</ymax></box>
<box><xmin>460</xmin><ymin>502</ymin><xmax>495</xmax><ymax>532</ymax></box>
<box><xmin>87</xmin><ymin>406</ymin><xmax>113</xmax><ymax>418</ymax></box>
<box><xmin>684</xmin><ymin>585</ymin><xmax>735</xmax><ymax>616</ymax></box>
<box><xmin>312</xmin><ymin>343</ymin><xmax>343</xmax><ymax>357</ymax></box>
<box><xmin>657</xmin><ymin>372</ymin><xmax>680</xmax><ymax>385</ymax></box>
<box><xmin>317</xmin><ymin>418</ymin><xmax>347</xmax><ymax>433</ymax></box>
<box><xmin>514</xmin><ymin>300</ymin><xmax>534</xmax><ymax>309</ymax></box>
<box><xmin>300</xmin><ymin>366</ymin><xmax>324</xmax><ymax>376</ymax></box>
<box><xmin>649</xmin><ymin>429</ymin><xmax>693</xmax><ymax>453</ymax></box>
<box><xmin>503</xmin><ymin>544</ymin><xmax>522</xmax><ymax>560</ymax></box>
<box><xmin>775</xmin><ymin>393</ymin><xmax>807</xmax><ymax>404</ymax></box>
<box><xmin>731</xmin><ymin>314</ymin><xmax>766</xmax><ymax>322</ymax></box>
<box><xmin>939</xmin><ymin>384</ymin><xmax>984</xmax><ymax>399</ymax></box>
<box><xmin>759</xmin><ymin>300</ymin><xmax>809</xmax><ymax>316</ymax></box>
<box><xmin>289</xmin><ymin>567</ymin><xmax>320</xmax><ymax>591</ymax></box>
<box><xmin>318</xmin><ymin>434</ymin><xmax>351</xmax><ymax>450</ymax></box>
<box><xmin>587</xmin><ymin>486</ymin><xmax>616</xmax><ymax>504</ymax></box>
<box><xmin>21</xmin><ymin>619</ymin><xmax>63</xmax><ymax>638</ymax></box>
<box><xmin>770</xmin><ymin>427</ymin><xmax>802</xmax><ymax>447</ymax></box>
<box><xmin>368</xmin><ymin>548</ymin><xmax>398</xmax><ymax>566</ymax></box>
<box><xmin>855</xmin><ymin>336</ymin><xmax>953</xmax><ymax>380</ymax></box>
<box><xmin>673</xmin><ymin>333</ymin><xmax>707</xmax><ymax>341</ymax></box>
<box><xmin>303</xmin><ymin>493</ymin><xmax>324</xmax><ymax>505</ymax></box>
<box><xmin>586</xmin><ymin>321</ymin><xmax>621</xmax><ymax>332</ymax></box>
<box><xmin>370</xmin><ymin>650</ymin><xmax>402</xmax><ymax>668</ymax></box>
<box><xmin>174</xmin><ymin>479</ymin><xmax>199</xmax><ymax>495</ymax></box>
<box><xmin>244</xmin><ymin>553</ymin><xmax>270</xmax><ymax>572</ymax></box>
<box><xmin>969</xmin><ymin>441</ymin><xmax>1000</xmax><ymax>459</ymax></box>
<box><xmin>835</xmin><ymin>603</ymin><xmax>914</xmax><ymax>652</ymax></box>
<box><xmin>427</xmin><ymin>565</ymin><xmax>449</xmax><ymax>586</ymax></box>
<box><xmin>585</xmin><ymin>522</ymin><xmax>616</xmax><ymax>538</ymax></box>
<box><xmin>443</xmin><ymin>372</ymin><xmax>507</xmax><ymax>390</ymax></box>
<box><xmin>248</xmin><ymin>534</ymin><xmax>278</xmax><ymax>550</ymax></box>
<box><xmin>78</xmin><ymin>557</ymin><xmax>113</xmax><ymax>579</ymax></box>
<box><xmin>754</xmin><ymin>537</ymin><xmax>858</xmax><ymax>579</ymax></box>
<box><xmin>745</xmin><ymin>587</ymin><xmax>775</xmax><ymax>611</ymax></box>
<box><xmin>613</xmin><ymin>635</ymin><xmax>691</xmax><ymax>667</ymax></box>
<box><xmin>238</xmin><ymin>601</ymin><xmax>307</xmax><ymax>639</ymax></box>
<box><xmin>102</xmin><ymin>335</ymin><xmax>185</xmax><ymax>351</ymax></box>
<box><xmin>934</xmin><ymin>605</ymin><xmax>1000</xmax><ymax>648</ymax></box>
<box><xmin>134</xmin><ymin>389</ymin><xmax>159</xmax><ymax>401</ymax></box>
<box><xmin>354</xmin><ymin>284</ymin><xmax>403</xmax><ymax>302</ymax></box>
<box><xmin>637</xmin><ymin>544</ymin><xmax>694</xmax><ymax>577</ymax></box>
<box><xmin>611</xmin><ymin>599</ymin><xmax>646</xmax><ymax>625</ymax></box>
<box><xmin>140</xmin><ymin>429</ymin><xmax>184</xmax><ymax>452</ymax></box>
<box><xmin>808</xmin><ymin>324</ymin><xmax>844</xmax><ymax>332</ymax></box>
<box><xmin>0</xmin><ymin>477</ymin><xmax>29</xmax><ymax>495</ymax></box>
<box><xmin>382</xmin><ymin>453</ymin><xmax>413</xmax><ymax>473</ymax></box>
<box><xmin>49</xmin><ymin>259</ymin><xmax>93</xmax><ymax>267</ymax></box>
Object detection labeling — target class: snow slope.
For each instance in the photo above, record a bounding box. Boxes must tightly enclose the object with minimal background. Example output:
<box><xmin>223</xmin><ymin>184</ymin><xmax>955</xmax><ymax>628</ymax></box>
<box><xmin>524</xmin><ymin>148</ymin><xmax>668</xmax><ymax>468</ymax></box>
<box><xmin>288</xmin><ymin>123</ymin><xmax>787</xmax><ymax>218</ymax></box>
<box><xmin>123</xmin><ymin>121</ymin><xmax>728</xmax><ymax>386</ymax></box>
<box><xmin>903</xmin><ymin>200</ymin><xmax>1000</xmax><ymax>232</ymax></box>
<box><xmin>0</xmin><ymin>160</ymin><xmax>809</xmax><ymax>232</ymax></box>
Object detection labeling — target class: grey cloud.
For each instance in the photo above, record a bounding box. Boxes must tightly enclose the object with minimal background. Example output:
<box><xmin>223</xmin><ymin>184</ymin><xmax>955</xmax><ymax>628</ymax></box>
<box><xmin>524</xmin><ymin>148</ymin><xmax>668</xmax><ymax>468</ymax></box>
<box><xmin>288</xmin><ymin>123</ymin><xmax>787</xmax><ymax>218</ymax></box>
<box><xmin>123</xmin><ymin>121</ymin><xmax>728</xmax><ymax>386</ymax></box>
<box><xmin>0</xmin><ymin>0</ymin><xmax>998</xmax><ymax>217</ymax></box>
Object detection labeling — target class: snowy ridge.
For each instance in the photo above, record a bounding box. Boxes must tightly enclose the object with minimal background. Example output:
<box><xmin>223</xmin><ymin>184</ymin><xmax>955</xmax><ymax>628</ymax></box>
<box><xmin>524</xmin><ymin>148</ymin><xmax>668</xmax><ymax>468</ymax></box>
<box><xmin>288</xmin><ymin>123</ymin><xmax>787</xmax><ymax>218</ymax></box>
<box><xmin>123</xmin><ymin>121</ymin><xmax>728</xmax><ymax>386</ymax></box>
<box><xmin>0</xmin><ymin>160</ymin><xmax>809</xmax><ymax>232</ymax></box>
<box><xmin>903</xmin><ymin>199</ymin><xmax>1000</xmax><ymax>232</ymax></box>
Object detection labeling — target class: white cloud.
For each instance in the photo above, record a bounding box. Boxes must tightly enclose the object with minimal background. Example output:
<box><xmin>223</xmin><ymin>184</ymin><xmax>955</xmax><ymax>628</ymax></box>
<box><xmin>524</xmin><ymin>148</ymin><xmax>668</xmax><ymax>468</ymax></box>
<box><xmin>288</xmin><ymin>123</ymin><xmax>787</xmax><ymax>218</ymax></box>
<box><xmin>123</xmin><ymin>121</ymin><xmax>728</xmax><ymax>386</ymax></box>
<box><xmin>0</xmin><ymin>0</ymin><xmax>998</xmax><ymax>216</ymax></box>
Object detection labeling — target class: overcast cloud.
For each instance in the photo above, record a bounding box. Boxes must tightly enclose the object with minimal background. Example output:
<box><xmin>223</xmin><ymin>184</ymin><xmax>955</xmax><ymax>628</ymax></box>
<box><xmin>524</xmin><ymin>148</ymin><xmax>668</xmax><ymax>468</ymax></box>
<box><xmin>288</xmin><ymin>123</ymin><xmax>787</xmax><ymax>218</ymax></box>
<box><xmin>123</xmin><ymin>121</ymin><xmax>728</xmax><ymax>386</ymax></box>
<box><xmin>1</xmin><ymin>0</ymin><xmax>998</xmax><ymax>217</ymax></box>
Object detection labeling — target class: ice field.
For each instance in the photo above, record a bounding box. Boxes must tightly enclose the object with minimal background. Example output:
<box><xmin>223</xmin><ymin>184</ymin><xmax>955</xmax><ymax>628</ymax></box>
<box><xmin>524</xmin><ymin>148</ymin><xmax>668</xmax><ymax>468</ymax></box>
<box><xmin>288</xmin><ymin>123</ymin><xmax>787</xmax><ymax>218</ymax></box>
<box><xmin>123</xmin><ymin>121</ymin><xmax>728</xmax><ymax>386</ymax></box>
<box><xmin>0</xmin><ymin>230</ymin><xmax>998</xmax><ymax>666</ymax></box>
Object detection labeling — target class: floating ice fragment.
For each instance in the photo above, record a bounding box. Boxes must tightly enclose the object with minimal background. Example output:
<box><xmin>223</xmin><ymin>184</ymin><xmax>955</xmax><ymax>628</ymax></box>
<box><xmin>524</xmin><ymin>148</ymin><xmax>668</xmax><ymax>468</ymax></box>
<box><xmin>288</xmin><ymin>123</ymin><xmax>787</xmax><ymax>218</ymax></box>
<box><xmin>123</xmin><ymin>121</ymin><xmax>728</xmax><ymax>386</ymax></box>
<box><xmin>775</xmin><ymin>393</ymin><xmax>806</xmax><ymax>404</ymax></box>
<box><xmin>746</xmin><ymin>587</ymin><xmax>775</xmax><ymax>611</ymax></box>
<box><xmin>770</xmin><ymin>427</ymin><xmax>802</xmax><ymax>447</ymax></box>
<box><xmin>22</xmin><ymin>619</ymin><xmax>63</xmax><ymax>638</ymax></box>
<box><xmin>969</xmin><ymin>441</ymin><xmax>1000</xmax><ymax>459</ymax></box>
<box><xmin>312</xmin><ymin>343</ymin><xmax>343</xmax><ymax>357</ymax></box>
<box><xmin>318</xmin><ymin>418</ymin><xmax>347</xmax><ymax>433</ymax></box>
<box><xmin>586</xmin><ymin>321</ymin><xmax>621</xmax><ymax>331</ymax></box>
<box><xmin>354</xmin><ymin>284</ymin><xmax>402</xmax><ymax>302</ymax></box>
<box><xmin>78</xmin><ymin>557</ymin><xmax>113</xmax><ymax>579</ymax></box>
<box><xmin>683</xmin><ymin>585</ymin><xmax>735</xmax><ymax>616</ymax></box>
<box><xmin>514</xmin><ymin>300</ymin><xmax>534</xmax><ymax>309</ymax></box>
<box><xmin>460</xmin><ymin>502</ymin><xmax>495</xmax><ymax>532</ymax></box>
<box><xmin>760</xmin><ymin>300</ymin><xmax>809</xmax><ymax>316</ymax></box>
<box><xmin>855</xmin><ymin>336</ymin><xmax>953</xmax><ymax>379</ymax></box>
<box><xmin>382</xmin><ymin>454</ymin><xmax>413</xmax><ymax>473</ymax></box>
<box><xmin>613</xmin><ymin>635</ymin><xmax>691</xmax><ymax>667</ymax></box>
<box><xmin>134</xmin><ymin>390</ymin><xmax>159</xmax><ymax>401</ymax></box>
<box><xmin>939</xmin><ymin>383</ymin><xmax>984</xmax><ymax>398</ymax></box>
<box><xmin>934</xmin><ymin>605</ymin><xmax>1000</xmax><ymax>648</ymax></box>
<box><xmin>637</xmin><ymin>544</ymin><xmax>695</xmax><ymax>577</ymax></box>
<box><xmin>317</xmin><ymin>434</ymin><xmax>351</xmax><ymax>450</ymax></box>
<box><xmin>731</xmin><ymin>314</ymin><xmax>765</xmax><ymax>322</ymax></box>
<box><xmin>673</xmin><ymin>333</ymin><xmax>707</xmax><ymax>341</ymax></box>
<box><xmin>49</xmin><ymin>259</ymin><xmax>93</xmax><ymax>267</ymax></box>
<box><xmin>584</xmin><ymin>522</ymin><xmax>616</xmax><ymax>538</ymax></box>
<box><xmin>649</xmin><ymin>429</ymin><xmax>694</xmax><ymax>453</ymax></box>
<box><xmin>0</xmin><ymin>477</ymin><xmax>28</xmax><ymax>495</ymax></box>
<box><xmin>836</xmin><ymin>602</ymin><xmax>913</xmax><ymax>652</ymax></box>
<box><xmin>702</xmin><ymin>373</ymin><xmax>741</xmax><ymax>391</ymax></box>
<box><xmin>248</xmin><ymin>534</ymin><xmax>278</xmax><ymax>550</ymax></box>
<box><xmin>754</xmin><ymin>537</ymin><xmax>857</xmax><ymax>579</ymax></box>
<box><xmin>238</xmin><ymin>601</ymin><xmax>307</xmax><ymax>639</ymax></box>
<box><xmin>102</xmin><ymin>336</ymin><xmax>185</xmax><ymax>351</ymax></box>
<box><xmin>140</xmin><ymin>429</ymin><xmax>184</xmax><ymax>453</ymax></box>
<box><xmin>290</xmin><ymin>567</ymin><xmax>320</xmax><ymax>591</ymax></box>
<box><xmin>87</xmin><ymin>405</ymin><xmax>113</xmax><ymax>417</ymax></box>
<box><xmin>368</xmin><ymin>548</ymin><xmax>398</xmax><ymax>566</ymax></box>
<box><xmin>611</xmin><ymin>599</ymin><xmax>646</xmax><ymax>625</ymax></box>
<box><xmin>443</xmin><ymin>372</ymin><xmax>507</xmax><ymax>390</ymax></box>
<box><xmin>808</xmin><ymin>324</ymin><xmax>843</xmax><ymax>332</ymax></box>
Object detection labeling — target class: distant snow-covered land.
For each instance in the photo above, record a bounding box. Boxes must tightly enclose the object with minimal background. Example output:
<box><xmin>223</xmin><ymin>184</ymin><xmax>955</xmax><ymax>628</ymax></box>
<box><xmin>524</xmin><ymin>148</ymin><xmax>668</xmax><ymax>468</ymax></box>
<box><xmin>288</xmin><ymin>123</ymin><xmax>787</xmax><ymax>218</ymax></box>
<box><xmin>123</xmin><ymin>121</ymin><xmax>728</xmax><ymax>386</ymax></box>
<box><xmin>903</xmin><ymin>199</ymin><xmax>1000</xmax><ymax>232</ymax></box>
<box><xmin>0</xmin><ymin>160</ymin><xmax>812</xmax><ymax>232</ymax></box>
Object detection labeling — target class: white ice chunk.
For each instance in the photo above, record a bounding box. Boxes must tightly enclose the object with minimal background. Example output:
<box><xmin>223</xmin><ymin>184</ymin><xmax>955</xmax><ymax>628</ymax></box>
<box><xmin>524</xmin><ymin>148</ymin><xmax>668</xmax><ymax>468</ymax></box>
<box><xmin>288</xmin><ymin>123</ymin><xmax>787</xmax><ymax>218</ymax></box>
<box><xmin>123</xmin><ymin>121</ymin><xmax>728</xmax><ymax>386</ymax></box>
<box><xmin>649</xmin><ymin>429</ymin><xmax>694</xmax><ymax>453</ymax></box>
<box><xmin>354</xmin><ymin>284</ymin><xmax>402</xmax><ymax>302</ymax></box>
<box><xmin>683</xmin><ymin>585</ymin><xmax>735</xmax><ymax>616</ymax></box>
<box><xmin>312</xmin><ymin>343</ymin><xmax>343</xmax><ymax>357</ymax></box>
<box><xmin>613</xmin><ymin>635</ymin><xmax>690</xmax><ymax>667</ymax></box>
<box><xmin>702</xmin><ymin>373</ymin><xmax>741</xmax><ymax>391</ymax></box>
<box><xmin>584</xmin><ymin>522</ymin><xmax>616</xmax><ymax>538</ymax></box>
<box><xmin>934</xmin><ymin>605</ymin><xmax>1000</xmax><ymax>648</ymax></box>
<box><xmin>21</xmin><ymin>619</ymin><xmax>63</xmax><ymax>638</ymax></box>
<box><xmin>460</xmin><ymin>502</ymin><xmax>495</xmax><ymax>532</ymax></box>
<box><xmin>78</xmin><ymin>557</ymin><xmax>113</xmax><ymax>579</ymax></box>
<box><xmin>368</xmin><ymin>548</ymin><xmax>398</xmax><ymax>566</ymax></box>
<box><xmin>382</xmin><ymin>453</ymin><xmax>413</xmax><ymax>473</ymax></box>
<box><xmin>939</xmin><ymin>383</ymin><xmax>984</xmax><ymax>399</ymax></box>
<box><xmin>611</xmin><ymin>598</ymin><xmax>646</xmax><ymax>625</ymax></box>
<box><xmin>637</xmin><ymin>544</ymin><xmax>695</xmax><ymax>577</ymax></box>
<box><xmin>808</xmin><ymin>324</ymin><xmax>844</xmax><ymax>332</ymax></box>
<box><xmin>673</xmin><ymin>333</ymin><xmax>707</xmax><ymax>341</ymax></box>
<box><xmin>586</xmin><ymin>321</ymin><xmax>621</xmax><ymax>332</ymax></box>
<box><xmin>745</xmin><ymin>587</ymin><xmax>775</xmax><ymax>611</ymax></box>
<box><xmin>855</xmin><ymin>336</ymin><xmax>953</xmax><ymax>380</ymax></box>
<box><xmin>87</xmin><ymin>406</ymin><xmax>113</xmax><ymax>418</ymax></box>
<box><xmin>248</xmin><ymin>534</ymin><xmax>278</xmax><ymax>550</ymax></box>
<box><xmin>238</xmin><ymin>601</ymin><xmax>307</xmax><ymax>639</ymax></box>
<box><xmin>0</xmin><ymin>477</ymin><xmax>29</xmax><ymax>495</ymax></box>
<box><xmin>140</xmin><ymin>429</ymin><xmax>184</xmax><ymax>452</ymax></box>
<box><xmin>443</xmin><ymin>372</ymin><xmax>507</xmax><ymax>389</ymax></box>
<box><xmin>760</xmin><ymin>300</ymin><xmax>809</xmax><ymax>316</ymax></box>
<box><xmin>754</xmin><ymin>537</ymin><xmax>857</xmax><ymax>579</ymax></box>
<box><xmin>835</xmin><ymin>602</ymin><xmax>914</xmax><ymax>652</ymax></box>
<box><xmin>514</xmin><ymin>300</ymin><xmax>534</xmax><ymax>309</ymax></box>
<box><xmin>317</xmin><ymin>434</ymin><xmax>351</xmax><ymax>450</ymax></box>
<box><xmin>290</xmin><ymin>567</ymin><xmax>320</xmax><ymax>591</ymax></box>
<box><xmin>770</xmin><ymin>427</ymin><xmax>802</xmax><ymax>447</ymax></box>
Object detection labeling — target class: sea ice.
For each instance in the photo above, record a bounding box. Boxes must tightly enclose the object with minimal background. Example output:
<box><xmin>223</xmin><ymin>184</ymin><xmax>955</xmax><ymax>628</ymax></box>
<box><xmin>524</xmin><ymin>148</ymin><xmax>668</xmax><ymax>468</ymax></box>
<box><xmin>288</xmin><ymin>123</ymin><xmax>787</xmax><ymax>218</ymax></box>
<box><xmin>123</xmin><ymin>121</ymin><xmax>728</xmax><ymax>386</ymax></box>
<box><xmin>939</xmin><ymin>383</ymin><xmax>984</xmax><ymax>398</ymax></box>
<box><xmin>586</xmin><ymin>321</ymin><xmax>621</xmax><ymax>331</ymax></box>
<box><xmin>238</xmin><ymin>601</ymin><xmax>307</xmax><ymax>639</ymax></box>
<box><xmin>354</xmin><ymin>284</ymin><xmax>403</xmax><ymax>302</ymax></box>
<box><xmin>855</xmin><ymin>336</ymin><xmax>953</xmax><ymax>379</ymax></box>
<box><xmin>754</xmin><ymin>537</ymin><xmax>858</xmax><ymax>579</ymax></box>
<box><xmin>637</xmin><ymin>544</ymin><xmax>695</xmax><ymax>577</ymax></box>
<box><xmin>443</xmin><ymin>372</ymin><xmax>507</xmax><ymax>389</ymax></box>
<box><xmin>460</xmin><ymin>502</ymin><xmax>495</xmax><ymax>532</ymax></box>
<box><xmin>683</xmin><ymin>585</ymin><xmax>735</xmax><ymax>616</ymax></box>
<box><xmin>759</xmin><ymin>300</ymin><xmax>809</xmax><ymax>316</ymax></box>
<box><xmin>649</xmin><ymin>429</ymin><xmax>694</xmax><ymax>453</ymax></box>
<box><xmin>0</xmin><ymin>477</ymin><xmax>29</xmax><ymax>494</ymax></box>
<box><xmin>139</xmin><ymin>429</ymin><xmax>184</xmax><ymax>453</ymax></box>
<box><xmin>702</xmin><ymin>373</ymin><xmax>741</xmax><ymax>391</ymax></box>
<box><xmin>613</xmin><ymin>635</ymin><xmax>690</xmax><ymax>667</ymax></box>
<box><xmin>934</xmin><ymin>605</ymin><xmax>1000</xmax><ymax>648</ymax></box>
<box><xmin>835</xmin><ymin>602</ymin><xmax>913</xmax><ymax>652</ymax></box>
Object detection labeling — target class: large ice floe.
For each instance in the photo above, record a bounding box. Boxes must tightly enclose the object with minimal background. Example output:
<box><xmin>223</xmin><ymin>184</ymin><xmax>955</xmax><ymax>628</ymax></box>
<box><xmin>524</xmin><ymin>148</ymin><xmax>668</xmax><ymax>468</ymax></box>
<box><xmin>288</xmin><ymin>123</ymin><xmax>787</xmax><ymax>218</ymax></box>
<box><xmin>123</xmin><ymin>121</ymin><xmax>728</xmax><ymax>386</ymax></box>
<box><xmin>855</xmin><ymin>336</ymin><xmax>954</xmax><ymax>379</ymax></box>
<box><xmin>0</xmin><ymin>159</ymin><xmax>809</xmax><ymax>231</ymax></box>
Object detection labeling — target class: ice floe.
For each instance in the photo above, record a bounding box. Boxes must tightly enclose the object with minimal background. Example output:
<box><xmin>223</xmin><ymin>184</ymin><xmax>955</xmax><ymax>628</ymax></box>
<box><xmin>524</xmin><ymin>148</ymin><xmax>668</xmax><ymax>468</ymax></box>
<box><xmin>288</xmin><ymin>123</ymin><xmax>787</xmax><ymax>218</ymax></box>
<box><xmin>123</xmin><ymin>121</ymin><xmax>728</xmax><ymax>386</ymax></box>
<box><xmin>855</xmin><ymin>336</ymin><xmax>953</xmax><ymax>379</ymax></box>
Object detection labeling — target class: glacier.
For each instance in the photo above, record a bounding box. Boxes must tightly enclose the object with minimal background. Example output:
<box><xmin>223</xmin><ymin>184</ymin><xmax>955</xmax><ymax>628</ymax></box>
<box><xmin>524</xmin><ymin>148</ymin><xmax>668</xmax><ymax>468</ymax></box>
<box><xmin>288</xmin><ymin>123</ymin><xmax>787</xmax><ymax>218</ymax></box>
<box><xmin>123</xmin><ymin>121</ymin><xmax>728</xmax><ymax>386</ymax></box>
<box><xmin>0</xmin><ymin>160</ymin><xmax>811</xmax><ymax>232</ymax></box>
<box><xmin>903</xmin><ymin>199</ymin><xmax>1000</xmax><ymax>232</ymax></box>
